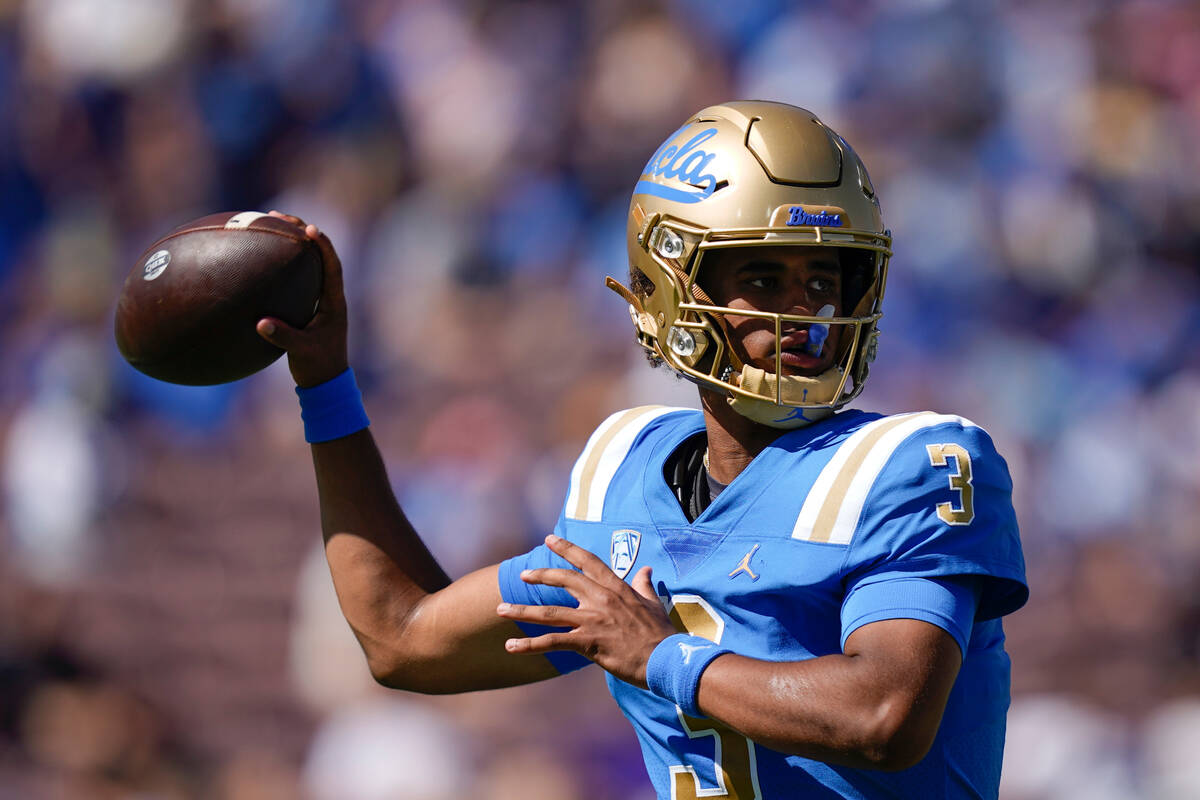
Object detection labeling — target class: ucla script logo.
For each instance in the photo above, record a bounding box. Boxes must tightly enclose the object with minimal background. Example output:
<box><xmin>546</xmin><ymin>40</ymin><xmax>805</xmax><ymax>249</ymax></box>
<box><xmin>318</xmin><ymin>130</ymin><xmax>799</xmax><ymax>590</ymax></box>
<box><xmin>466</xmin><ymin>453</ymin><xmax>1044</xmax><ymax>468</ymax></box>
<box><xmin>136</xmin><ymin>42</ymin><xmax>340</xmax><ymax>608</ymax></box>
<box><xmin>635</xmin><ymin>126</ymin><xmax>724</xmax><ymax>204</ymax></box>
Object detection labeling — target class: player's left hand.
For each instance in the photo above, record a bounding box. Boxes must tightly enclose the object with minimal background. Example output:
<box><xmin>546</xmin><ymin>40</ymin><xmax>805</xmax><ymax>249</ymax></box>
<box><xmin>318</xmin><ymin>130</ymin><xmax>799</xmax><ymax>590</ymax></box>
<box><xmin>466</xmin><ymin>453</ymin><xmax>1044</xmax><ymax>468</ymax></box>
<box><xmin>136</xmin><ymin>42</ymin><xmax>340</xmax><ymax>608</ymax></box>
<box><xmin>497</xmin><ymin>534</ymin><xmax>677</xmax><ymax>688</ymax></box>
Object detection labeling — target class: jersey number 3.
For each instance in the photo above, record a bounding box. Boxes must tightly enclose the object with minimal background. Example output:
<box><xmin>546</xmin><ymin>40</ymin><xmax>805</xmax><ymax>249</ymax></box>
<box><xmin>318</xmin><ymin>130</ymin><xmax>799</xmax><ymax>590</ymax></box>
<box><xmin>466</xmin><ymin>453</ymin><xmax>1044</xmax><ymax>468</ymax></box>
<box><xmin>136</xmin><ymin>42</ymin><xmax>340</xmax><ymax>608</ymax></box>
<box><xmin>666</xmin><ymin>596</ymin><xmax>761</xmax><ymax>800</ymax></box>
<box><xmin>926</xmin><ymin>443</ymin><xmax>975</xmax><ymax>525</ymax></box>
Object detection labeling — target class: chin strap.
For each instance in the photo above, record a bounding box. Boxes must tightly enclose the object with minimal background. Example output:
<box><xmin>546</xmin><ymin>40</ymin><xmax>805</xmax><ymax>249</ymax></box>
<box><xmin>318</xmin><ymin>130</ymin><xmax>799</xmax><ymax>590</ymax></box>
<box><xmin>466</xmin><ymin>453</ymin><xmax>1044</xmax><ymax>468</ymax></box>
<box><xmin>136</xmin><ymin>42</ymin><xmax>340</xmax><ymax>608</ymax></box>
<box><xmin>726</xmin><ymin>365</ymin><xmax>844</xmax><ymax>429</ymax></box>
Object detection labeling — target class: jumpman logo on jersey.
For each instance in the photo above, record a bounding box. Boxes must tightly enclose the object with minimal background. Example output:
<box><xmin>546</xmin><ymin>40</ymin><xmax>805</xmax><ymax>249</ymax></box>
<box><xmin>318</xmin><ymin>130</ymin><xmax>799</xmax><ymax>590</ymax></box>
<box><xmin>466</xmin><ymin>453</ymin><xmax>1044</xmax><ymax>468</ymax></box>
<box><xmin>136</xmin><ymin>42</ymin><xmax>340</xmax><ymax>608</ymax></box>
<box><xmin>728</xmin><ymin>544</ymin><xmax>761</xmax><ymax>581</ymax></box>
<box><xmin>678</xmin><ymin>641</ymin><xmax>713</xmax><ymax>664</ymax></box>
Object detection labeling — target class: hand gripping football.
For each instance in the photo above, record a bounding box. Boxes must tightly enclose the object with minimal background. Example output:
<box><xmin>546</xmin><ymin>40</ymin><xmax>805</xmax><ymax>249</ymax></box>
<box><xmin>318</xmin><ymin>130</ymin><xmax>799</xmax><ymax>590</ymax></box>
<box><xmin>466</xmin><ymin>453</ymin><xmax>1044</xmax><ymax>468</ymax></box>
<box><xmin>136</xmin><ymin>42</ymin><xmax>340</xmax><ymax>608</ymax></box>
<box><xmin>114</xmin><ymin>212</ymin><xmax>323</xmax><ymax>385</ymax></box>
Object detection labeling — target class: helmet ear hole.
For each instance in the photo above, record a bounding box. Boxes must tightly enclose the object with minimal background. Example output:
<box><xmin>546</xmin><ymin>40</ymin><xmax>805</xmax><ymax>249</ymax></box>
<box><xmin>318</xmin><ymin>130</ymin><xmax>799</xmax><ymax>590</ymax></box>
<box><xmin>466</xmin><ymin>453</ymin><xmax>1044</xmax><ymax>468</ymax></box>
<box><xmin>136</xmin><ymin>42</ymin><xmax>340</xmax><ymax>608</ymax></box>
<box><xmin>629</xmin><ymin>266</ymin><xmax>656</xmax><ymax>299</ymax></box>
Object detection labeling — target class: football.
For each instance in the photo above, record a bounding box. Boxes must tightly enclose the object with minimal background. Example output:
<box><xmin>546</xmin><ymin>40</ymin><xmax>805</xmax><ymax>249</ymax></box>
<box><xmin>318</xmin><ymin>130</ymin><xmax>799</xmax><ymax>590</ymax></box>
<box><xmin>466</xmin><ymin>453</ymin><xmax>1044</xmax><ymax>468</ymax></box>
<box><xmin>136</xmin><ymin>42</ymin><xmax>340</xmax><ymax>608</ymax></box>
<box><xmin>114</xmin><ymin>211</ymin><xmax>323</xmax><ymax>385</ymax></box>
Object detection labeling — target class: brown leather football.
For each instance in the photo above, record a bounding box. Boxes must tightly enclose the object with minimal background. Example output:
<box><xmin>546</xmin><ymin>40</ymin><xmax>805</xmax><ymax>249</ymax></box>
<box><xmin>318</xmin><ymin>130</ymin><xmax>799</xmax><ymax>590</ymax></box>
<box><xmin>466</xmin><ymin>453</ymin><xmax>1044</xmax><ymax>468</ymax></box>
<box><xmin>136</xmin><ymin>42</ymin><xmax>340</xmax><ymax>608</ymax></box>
<box><xmin>114</xmin><ymin>211</ymin><xmax>323</xmax><ymax>385</ymax></box>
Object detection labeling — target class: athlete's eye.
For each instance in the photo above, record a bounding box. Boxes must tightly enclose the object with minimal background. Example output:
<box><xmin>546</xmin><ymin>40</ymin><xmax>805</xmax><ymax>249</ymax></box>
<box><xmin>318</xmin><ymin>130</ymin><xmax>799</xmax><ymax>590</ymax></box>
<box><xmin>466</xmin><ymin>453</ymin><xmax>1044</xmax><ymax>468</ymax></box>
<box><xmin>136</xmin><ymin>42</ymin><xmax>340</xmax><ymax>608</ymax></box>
<box><xmin>746</xmin><ymin>276</ymin><xmax>778</xmax><ymax>290</ymax></box>
<box><xmin>809</xmin><ymin>277</ymin><xmax>837</xmax><ymax>294</ymax></box>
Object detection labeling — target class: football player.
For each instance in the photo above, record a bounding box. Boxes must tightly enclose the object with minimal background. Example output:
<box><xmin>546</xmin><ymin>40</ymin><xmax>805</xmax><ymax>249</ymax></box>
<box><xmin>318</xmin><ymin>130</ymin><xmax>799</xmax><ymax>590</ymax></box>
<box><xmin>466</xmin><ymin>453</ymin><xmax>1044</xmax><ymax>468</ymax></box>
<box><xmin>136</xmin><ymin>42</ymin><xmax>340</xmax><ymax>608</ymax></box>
<box><xmin>258</xmin><ymin>101</ymin><xmax>1028</xmax><ymax>799</ymax></box>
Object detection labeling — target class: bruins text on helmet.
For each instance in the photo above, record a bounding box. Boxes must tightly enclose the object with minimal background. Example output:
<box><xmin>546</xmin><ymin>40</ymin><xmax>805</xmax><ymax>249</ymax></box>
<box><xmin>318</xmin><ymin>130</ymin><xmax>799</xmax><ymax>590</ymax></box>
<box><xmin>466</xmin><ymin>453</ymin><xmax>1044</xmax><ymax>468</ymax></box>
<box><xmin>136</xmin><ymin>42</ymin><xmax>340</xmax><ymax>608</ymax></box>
<box><xmin>607</xmin><ymin>100</ymin><xmax>892</xmax><ymax>429</ymax></box>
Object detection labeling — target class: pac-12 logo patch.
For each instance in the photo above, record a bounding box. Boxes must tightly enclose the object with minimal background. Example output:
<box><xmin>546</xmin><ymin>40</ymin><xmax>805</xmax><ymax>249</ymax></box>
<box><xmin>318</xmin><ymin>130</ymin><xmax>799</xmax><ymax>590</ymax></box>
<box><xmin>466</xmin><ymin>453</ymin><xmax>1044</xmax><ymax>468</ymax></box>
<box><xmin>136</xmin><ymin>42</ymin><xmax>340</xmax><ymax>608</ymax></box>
<box><xmin>610</xmin><ymin>529</ymin><xmax>642</xmax><ymax>579</ymax></box>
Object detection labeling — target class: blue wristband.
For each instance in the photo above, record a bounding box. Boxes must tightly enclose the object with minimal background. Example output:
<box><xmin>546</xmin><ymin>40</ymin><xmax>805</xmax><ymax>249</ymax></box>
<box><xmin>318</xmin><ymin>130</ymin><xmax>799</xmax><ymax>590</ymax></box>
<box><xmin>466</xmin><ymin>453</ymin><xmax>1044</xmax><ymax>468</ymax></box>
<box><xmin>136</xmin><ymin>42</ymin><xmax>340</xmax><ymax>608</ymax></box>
<box><xmin>646</xmin><ymin>634</ymin><xmax>730</xmax><ymax>717</ymax></box>
<box><xmin>295</xmin><ymin>368</ymin><xmax>370</xmax><ymax>443</ymax></box>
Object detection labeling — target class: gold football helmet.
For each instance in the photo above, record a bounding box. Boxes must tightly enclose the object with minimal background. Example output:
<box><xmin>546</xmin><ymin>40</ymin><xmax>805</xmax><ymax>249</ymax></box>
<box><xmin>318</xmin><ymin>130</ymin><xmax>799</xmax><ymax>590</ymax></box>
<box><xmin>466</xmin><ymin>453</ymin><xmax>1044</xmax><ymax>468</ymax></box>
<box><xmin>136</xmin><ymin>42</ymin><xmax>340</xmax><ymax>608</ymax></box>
<box><xmin>608</xmin><ymin>100</ymin><xmax>892</xmax><ymax>428</ymax></box>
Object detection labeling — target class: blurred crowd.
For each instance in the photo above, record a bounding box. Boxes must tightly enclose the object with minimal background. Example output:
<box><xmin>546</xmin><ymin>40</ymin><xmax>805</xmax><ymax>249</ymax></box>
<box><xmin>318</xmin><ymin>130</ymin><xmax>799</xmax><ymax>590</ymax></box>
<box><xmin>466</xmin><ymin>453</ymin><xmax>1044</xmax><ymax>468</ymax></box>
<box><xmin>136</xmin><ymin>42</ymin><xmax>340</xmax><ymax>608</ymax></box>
<box><xmin>0</xmin><ymin>0</ymin><xmax>1198</xmax><ymax>797</ymax></box>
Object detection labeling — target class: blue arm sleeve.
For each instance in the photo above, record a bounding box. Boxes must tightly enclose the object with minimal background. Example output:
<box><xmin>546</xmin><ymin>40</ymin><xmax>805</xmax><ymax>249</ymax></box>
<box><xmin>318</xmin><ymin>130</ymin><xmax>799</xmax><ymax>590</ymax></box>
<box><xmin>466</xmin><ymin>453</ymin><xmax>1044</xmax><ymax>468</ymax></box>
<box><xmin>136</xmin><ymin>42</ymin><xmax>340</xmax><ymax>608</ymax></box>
<box><xmin>841</xmin><ymin>574</ymin><xmax>981</xmax><ymax>658</ymax></box>
<box><xmin>497</xmin><ymin>544</ymin><xmax>592</xmax><ymax>674</ymax></box>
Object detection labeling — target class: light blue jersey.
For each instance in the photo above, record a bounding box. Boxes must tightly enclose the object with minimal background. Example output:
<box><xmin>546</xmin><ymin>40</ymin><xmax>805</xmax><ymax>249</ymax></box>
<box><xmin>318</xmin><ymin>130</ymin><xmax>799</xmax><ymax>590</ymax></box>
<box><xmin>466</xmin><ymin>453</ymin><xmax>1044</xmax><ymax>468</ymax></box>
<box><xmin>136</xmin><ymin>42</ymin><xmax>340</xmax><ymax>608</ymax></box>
<box><xmin>500</xmin><ymin>407</ymin><xmax>1028</xmax><ymax>799</ymax></box>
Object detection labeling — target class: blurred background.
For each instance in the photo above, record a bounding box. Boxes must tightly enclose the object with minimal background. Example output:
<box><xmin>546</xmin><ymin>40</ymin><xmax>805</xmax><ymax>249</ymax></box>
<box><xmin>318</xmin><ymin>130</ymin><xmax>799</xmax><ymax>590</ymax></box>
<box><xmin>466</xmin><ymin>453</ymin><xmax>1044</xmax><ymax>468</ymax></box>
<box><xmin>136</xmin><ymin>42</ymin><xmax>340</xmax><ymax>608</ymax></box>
<box><xmin>0</xmin><ymin>0</ymin><xmax>1197</xmax><ymax>797</ymax></box>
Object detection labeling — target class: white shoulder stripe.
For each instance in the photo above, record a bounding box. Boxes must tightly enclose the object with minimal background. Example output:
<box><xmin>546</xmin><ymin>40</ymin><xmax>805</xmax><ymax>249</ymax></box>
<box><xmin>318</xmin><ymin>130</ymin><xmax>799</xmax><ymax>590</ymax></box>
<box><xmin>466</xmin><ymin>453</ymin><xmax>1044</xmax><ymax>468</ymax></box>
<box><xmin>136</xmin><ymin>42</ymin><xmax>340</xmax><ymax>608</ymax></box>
<box><xmin>565</xmin><ymin>406</ymin><xmax>683</xmax><ymax>521</ymax></box>
<box><xmin>792</xmin><ymin>413</ymin><xmax>924</xmax><ymax>542</ymax></box>
<box><xmin>793</xmin><ymin>413</ymin><xmax>979</xmax><ymax>544</ymax></box>
<box><xmin>565</xmin><ymin>409</ymin><xmax>629</xmax><ymax>520</ymax></box>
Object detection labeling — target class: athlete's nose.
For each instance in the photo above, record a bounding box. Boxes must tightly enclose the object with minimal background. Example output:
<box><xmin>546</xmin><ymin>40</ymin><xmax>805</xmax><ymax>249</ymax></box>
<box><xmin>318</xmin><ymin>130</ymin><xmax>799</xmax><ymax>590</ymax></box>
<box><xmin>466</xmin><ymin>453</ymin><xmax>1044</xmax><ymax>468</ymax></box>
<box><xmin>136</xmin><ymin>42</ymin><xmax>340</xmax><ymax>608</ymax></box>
<box><xmin>782</xmin><ymin>266</ymin><xmax>824</xmax><ymax>314</ymax></box>
<box><xmin>782</xmin><ymin>280</ymin><xmax>820</xmax><ymax>317</ymax></box>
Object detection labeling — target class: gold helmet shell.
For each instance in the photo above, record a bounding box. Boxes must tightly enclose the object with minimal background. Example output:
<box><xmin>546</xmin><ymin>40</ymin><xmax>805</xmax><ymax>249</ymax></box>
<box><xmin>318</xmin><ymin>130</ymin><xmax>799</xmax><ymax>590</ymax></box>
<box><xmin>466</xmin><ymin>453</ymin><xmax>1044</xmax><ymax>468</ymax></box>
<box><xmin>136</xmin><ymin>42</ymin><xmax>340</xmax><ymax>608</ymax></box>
<box><xmin>609</xmin><ymin>100</ymin><xmax>892</xmax><ymax>428</ymax></box>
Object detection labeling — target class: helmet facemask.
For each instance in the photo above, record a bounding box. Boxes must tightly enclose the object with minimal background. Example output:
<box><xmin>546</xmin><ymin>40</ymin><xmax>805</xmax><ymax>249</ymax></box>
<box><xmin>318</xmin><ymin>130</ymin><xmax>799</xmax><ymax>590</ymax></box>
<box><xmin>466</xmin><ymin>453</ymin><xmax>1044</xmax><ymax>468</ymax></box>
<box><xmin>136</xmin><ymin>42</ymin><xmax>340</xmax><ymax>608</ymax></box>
<box><xmin>612</xmin><ymin>216</ymin><xmax>890</xmax><ymax>428</ymax></box>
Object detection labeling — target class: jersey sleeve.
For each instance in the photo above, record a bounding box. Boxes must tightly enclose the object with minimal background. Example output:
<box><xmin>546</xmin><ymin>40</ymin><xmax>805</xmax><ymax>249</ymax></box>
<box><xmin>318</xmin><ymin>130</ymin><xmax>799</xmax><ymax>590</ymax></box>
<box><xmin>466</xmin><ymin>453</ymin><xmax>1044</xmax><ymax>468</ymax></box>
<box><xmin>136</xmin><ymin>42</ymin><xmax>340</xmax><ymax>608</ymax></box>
<box><xmin>840</xmin><ymin>575</ymin><xmax>981</xmax><ymax>656</ymax></box>
<box><xmin>843</xmin><ymin>419</ymin><xmax>1028</xmax><ymax>622</ymax></box>
<box><xmin>498</xmin><ymin>538</ymin><xmax>591</xmax><ymax>675</ymax></box>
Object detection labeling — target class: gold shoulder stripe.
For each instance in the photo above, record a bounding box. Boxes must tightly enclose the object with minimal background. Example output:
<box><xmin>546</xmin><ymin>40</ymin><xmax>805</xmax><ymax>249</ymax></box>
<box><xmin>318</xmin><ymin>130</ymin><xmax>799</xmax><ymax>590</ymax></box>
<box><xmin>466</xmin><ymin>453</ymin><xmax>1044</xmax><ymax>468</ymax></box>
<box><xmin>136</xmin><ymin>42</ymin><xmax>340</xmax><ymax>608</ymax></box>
<box><xmin>567</xmin><ymin>406</ymin><xmax>679</xmax><ymax>521</ymax></box>
<box><xmin>807</xmin><ymin>414</ymin><xmax>923</xmax><ymax>543</ymax></box>
<box><xmin>572</xmin><ymin>407</ymin><xmax>649</xmax><ymax>520</ymax></box>
<box><xmin>793</xmin><ymin>412</ymin><xmax>977</xmax><ymax>545</ymax></box>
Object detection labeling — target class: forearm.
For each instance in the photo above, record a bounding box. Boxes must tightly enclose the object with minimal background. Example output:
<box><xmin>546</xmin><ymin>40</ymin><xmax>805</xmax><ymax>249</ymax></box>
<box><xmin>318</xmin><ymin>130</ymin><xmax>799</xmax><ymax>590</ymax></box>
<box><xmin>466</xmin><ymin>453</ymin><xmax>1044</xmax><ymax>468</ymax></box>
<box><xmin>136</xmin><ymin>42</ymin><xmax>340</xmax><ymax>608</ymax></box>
<box><xmin>695</xmin><ymin>653</ymin><xmax>900</xmax><ymax>769</ymax></box>
<box><xmin>693</xmin><ymin>621</ymin><xmax>960</xmax><ymax>770</ymax></box>
<box><xmin>311</xmin><ymin>429</ymin><xmax>450</xmax><ymax>672</ymax></box>
<box><xmin>309</xmin><ymin>428</ymin><xmax>557</xmax><ymax>692</ymax></box>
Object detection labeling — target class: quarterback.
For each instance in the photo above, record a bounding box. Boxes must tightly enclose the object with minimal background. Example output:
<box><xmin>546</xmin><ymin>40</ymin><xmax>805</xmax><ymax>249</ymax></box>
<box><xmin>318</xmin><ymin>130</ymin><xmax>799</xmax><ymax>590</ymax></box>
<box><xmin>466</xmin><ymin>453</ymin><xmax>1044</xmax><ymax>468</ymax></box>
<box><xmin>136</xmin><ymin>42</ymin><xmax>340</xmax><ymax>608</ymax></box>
<box><xmin>258</xmin><ymin>101</ymin><xmax>1028</xmax><ymax>798</ymax></box>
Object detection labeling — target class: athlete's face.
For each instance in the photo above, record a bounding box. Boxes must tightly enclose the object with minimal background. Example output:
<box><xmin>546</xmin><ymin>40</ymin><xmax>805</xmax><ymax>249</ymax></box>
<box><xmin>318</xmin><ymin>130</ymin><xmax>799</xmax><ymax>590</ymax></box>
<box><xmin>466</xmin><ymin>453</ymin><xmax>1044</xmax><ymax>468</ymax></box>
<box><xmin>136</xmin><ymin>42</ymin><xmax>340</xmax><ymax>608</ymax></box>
<box><xmin>699</xmin><ymin>246</ymin><xmax>843</xmax><ymax>377</ymax></box>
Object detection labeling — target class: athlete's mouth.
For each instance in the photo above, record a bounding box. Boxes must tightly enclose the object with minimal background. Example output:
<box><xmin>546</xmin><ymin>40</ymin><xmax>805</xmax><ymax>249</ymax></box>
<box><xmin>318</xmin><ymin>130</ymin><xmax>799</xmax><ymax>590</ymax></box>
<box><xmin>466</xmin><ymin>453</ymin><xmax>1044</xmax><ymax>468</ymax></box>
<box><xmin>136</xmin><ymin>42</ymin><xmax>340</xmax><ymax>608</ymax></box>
<box><xmin>779</xmin><ymin>330</ymin><xmax>811</xmax><ymax>352</ymax></box>
<box><xmin>774</xmin><ymin>347</ymin><xmax>825</xmax><ymax>370</ymax></box>
<box><xmin>773</xmin><ymin>305</ymin><xmax>836</xmax><ymax>369</ymax></box>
